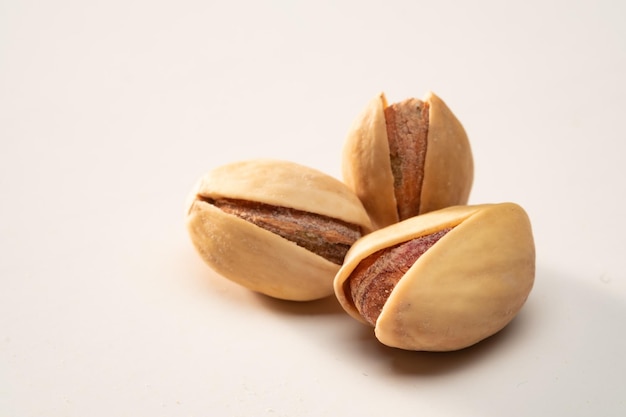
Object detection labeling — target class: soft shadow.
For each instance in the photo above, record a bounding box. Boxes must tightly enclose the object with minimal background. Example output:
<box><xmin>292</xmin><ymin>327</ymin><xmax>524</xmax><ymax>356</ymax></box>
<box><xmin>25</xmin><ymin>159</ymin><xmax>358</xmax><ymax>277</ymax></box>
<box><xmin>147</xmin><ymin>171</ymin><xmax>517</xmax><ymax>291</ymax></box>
<box><xmin>181</xmin><ymin>248</ymin><xmax>263</xmax><ymax>304</ymax></box>
<box><xmin>348</xmin><ymin>307</ymin><xmax>531</xmax><ymax>376</ymax></box>
<box><xmin>181</xmin><ymin>247</ymin><xmax>346</xmax><ymax>315</ymax></box>
<box><xmin>343</xmin><ymin>263</ymin><xmax>626</xmax><ymax>380</ymax></box>
<box><xmin>252</xmin><ymin>292</ymin><xmax>346</xmax><ymax>316</ymax></box>
<box><xmin>392</xmin><ymin>312</ymin><xmax>528</xmax><ymax>375</ymax></box>
<box><xmin>335</xmin><ymin>263</ymin><xmax>570</xmax><ymax>376</ymax></box>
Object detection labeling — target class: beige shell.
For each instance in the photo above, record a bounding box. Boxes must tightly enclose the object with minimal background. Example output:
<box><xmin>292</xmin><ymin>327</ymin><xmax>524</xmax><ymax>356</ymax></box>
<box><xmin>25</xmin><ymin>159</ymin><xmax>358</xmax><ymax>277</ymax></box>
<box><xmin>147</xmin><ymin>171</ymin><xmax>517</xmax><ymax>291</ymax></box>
<box><xmin>341</xmin><ymin>91</ymin><xmax>474</xmax><ymax>230</ymax></box>
<box><xmin>186</xmin><ymin>159</ymin><xmax>372</xmax><ymax>301</ymax></box>
<box><xmin>333</xmin><ymin>203</ymin><xmax>535</xmax><ymax>351</ymax></box>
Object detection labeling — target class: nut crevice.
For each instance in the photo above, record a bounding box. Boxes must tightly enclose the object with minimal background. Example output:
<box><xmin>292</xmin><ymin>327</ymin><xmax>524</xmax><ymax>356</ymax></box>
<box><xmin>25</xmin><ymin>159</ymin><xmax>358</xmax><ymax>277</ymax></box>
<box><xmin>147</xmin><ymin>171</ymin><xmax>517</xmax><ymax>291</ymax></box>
<box><xmin>198</xmin><ymin>196</ymin><xmax>361</xmax><ymax>265</ymax></box>
<box><xmin>186</xmin><ymin>159</ymin><xmax>372</xmax><ymax>301</ymax></box>
<box><xmin>342</xmin><ymin>91</ymin><xmax>473</xmax><ymax>230</ymax></box>
<box><xmin>333</xmin><ymin>203</ymin><xmax>535</xmax><ymax>351</ymax></box>
<box><xmin>385</xmin><ymin>98</ymin><xmax>430</xmax><ymax>221</ymax></box>
<box><xmin>347</xmin><ymin>227</ymin><xmax>453</xmax><ymax>326</ymax></box>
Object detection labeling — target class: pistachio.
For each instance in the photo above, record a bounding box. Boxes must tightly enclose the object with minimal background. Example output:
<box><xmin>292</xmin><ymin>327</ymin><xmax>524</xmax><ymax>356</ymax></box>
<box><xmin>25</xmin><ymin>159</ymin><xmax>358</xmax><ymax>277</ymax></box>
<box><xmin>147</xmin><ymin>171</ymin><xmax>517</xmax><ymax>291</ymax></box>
<box><xmin>342</xmin><ymin>91</ymin><xmax>474</xmax><ymax>230</ymax></box>
<box><xmin>333</xmin><ymin>203</ymin><xmax>535</xmax><ymax>351</ymax></box>
<box><xmin>186</xmin><ymin>159</ymin><xmax>372</xmax><ymax>301</ymax></box>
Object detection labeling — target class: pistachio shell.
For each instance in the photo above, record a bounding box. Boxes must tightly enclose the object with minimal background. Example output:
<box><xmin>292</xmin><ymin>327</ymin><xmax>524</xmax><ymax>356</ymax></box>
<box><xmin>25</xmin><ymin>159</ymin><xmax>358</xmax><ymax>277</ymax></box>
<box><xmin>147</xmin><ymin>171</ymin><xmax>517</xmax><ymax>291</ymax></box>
<box><xmin>341</xmin><ymin>93</ymin><xmax>397</xmax><ymax>229</ymax></box>
<box><xmin>187</xmin><ymin>159</ymin><xmax>372</xmax><ymax>301</ymax></box>
<box><xmin>420</xmin><ymin>92</ymin><xmax>474</xmax><ymax>214</ymax></box>
<box><xmin>333</xmin><ymin>203</ymin><xmax>535</xmax><ymax>351</ymax></box>
<box><xmin>341</xmin><ymin>91</ymin><xmax>474</xmax><ymax>230</ymax></box>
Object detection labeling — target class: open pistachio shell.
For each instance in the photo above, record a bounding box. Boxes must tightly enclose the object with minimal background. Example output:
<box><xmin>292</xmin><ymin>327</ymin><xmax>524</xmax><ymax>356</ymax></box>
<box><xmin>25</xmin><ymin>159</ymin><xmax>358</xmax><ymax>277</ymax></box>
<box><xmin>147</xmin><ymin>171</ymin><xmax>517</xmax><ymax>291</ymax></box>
<box><xmin>187</xmin><ymin>159</ymin><xmax>372</xmax><ymax>301</ymax></box>
<box><xmin>341</xmin><ymin>91</ymin><xmax>474</xmax><ymax>230</ymax></box>
<box><xmin>333</xmin><ymin>203</ymin><xmax>535</xmax><ymax>351</ymax></box>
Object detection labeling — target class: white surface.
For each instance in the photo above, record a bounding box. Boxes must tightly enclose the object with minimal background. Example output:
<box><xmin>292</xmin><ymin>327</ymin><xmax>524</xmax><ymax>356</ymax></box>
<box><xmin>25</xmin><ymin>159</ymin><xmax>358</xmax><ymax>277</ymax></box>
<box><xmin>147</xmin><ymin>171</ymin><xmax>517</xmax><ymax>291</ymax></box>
<box><xmin>1</xmin><ymin>0</ymin><xmax>625</xmax><ymax>416</ymax></box>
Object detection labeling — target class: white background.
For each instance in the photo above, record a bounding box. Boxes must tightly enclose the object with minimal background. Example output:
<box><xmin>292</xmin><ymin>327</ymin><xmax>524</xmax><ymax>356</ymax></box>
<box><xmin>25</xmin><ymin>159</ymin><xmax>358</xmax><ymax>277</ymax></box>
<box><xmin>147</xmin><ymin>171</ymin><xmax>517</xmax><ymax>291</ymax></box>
<box><xmin>1</xmin><ymin>1</ymin><xmax>625</xmax><ymax>416</ymax></box>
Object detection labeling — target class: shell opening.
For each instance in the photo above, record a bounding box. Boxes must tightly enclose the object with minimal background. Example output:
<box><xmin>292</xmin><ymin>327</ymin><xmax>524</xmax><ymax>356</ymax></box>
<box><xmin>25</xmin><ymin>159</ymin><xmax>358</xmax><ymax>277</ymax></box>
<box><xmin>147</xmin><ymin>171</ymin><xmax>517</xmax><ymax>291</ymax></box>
<box><xmin>346</xmin><ymin>227</ymin><xmax>452</xmax><ymax>326</ymax></box>
<box><xmin>385</xmin><ymin>99</ymin><xmax>430</xmax><ymax>221</ymax></box>
<box><xmin>198</xmin><ymin>196</ymin><xmax>362</xmax><ymax>265</ymax></box>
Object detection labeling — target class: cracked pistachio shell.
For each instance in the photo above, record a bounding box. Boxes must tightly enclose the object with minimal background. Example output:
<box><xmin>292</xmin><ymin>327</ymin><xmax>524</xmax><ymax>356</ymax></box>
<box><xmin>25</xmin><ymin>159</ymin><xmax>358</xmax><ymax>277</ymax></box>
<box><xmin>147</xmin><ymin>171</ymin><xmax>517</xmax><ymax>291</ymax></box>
<box><xmin>186</xmin><ymin>159</ymin><xmax>372</xmax><ymax>301</ymax></box>
<box><xmin>333</xmin><ymin>203</ymin><xmax>535</xmax><ymax>351</ymax></box>
<box><xmin>342</xmin><ymin>91</ymin><xmax>474</xmax><ymax>230</ymax></box>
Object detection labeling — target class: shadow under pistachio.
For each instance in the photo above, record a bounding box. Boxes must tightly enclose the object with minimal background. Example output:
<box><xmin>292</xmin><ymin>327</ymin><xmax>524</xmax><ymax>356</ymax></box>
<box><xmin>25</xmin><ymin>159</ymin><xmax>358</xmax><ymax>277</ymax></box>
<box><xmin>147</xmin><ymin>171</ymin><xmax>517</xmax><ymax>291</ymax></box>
<box><xmin>251</xmin><ymin>292</ymin><xmax>347</xmax><ymax>316</ymax></box>
<box><xmin>248</xmin><ymin>268</ymin><xmax>537</xmax><ymax>375</ymax></box>
<box><xmin>344</xmin><ymin>263</ymin><xmax>626</xmax><ymax>379</ymax></box>
<box><xmin>396</xmin><ymin>313</ymin><xmax>528</xmax><ymax>375</ymax></box>
<box><xmin>346</xmin><ymin>307</ymin><xmax>531</xmax><ymax>376</ymax></box>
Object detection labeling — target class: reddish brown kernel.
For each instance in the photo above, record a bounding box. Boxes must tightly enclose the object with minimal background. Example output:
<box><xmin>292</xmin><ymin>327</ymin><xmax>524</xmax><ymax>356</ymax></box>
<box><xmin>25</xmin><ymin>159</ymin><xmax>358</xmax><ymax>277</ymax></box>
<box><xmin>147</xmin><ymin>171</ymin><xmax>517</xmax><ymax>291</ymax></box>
<box><xmin>385</xmin><ymin>99</ymin><xmax>430</xmax><ymax>221</ymax></box>
<box><xmin>203</xmin><ymin>197</ymin><xmax>362</xmax><ymax>265</ymax></box>
<box><xmin>348</xmin><ymin>227</ymin><xmax>452</xmax><ymax>326</ymax></box>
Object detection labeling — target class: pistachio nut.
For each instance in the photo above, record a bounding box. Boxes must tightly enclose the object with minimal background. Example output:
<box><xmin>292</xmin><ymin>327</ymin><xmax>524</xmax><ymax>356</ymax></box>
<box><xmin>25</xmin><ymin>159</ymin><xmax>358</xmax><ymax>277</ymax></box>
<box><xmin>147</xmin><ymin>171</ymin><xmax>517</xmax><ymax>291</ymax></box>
<box><xmin>333</xmin><ymin>203</ymin><xmax>535</xmax><ymax>351</ymax></box>
<box><xmin>342</xmin><ymin>91</ymin><xmax>474</xmax><ymax>230</ymax></box>
<box><xmin>186</xmin><ymin>159</ymin><xmax>372</xmax><ymax>301</ymax></box>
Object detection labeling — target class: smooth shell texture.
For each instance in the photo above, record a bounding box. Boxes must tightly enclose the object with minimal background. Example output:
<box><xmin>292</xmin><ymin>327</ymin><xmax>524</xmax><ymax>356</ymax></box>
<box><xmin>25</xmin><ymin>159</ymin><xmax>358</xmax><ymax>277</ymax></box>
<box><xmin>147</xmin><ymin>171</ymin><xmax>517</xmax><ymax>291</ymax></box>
<box><xmin>333</xmin><ymin>203</ymin><xmax>535</xmax><ymax>351</ymax></box>
<box><xmin>188</xmin><ymin>159</ymin><xmax>372</xmax><ymax>228</ymax></box>
<box><xmin>187</xmin><ymin>159</ymin><xmax>372</xmax><ymax>301</ymax></box>
<box><xmin>341</xmin><ymin>91</ymin><xmax>474</xmax><ymax>230</ymax></box>
<box><xmin>420</xmin><ymin>92</ymin><xmax>473</xmax><ymax>214</ymax></box>
<box><xmin>341</xmin><ymin>93</ymin><xmax>397</xmax><ymax>229</ymax></box>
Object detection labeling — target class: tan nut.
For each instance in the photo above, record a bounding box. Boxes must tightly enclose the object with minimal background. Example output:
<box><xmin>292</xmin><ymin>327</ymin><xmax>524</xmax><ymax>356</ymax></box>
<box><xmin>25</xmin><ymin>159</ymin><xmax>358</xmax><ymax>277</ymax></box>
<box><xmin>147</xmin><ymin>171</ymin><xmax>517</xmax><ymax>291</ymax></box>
<box><xmin>333</xmin><ymin>203</ymin><xmax>535</xmax><ymax>351</ymax></box>
<box><xmin>342</xmin><ymin>91</ymin><xmax>474</xmax><ymax>230</ymax></box>
<box><xmin>186</xmin><ymin>159</ymin><xmax>372</xmax><ymax>301</ymax></box>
